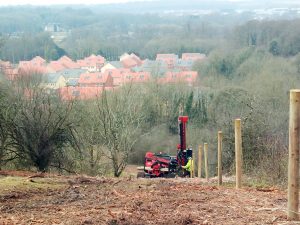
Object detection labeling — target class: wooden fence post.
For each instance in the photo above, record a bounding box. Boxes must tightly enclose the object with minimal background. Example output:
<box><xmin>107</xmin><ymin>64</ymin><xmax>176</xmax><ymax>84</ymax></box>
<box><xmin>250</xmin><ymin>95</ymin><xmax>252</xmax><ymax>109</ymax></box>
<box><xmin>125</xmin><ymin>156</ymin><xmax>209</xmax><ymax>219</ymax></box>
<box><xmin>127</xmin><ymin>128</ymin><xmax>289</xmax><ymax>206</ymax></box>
<box><xmin>235</xmin><ymin>119</ymin><xmax>242</xmax><ymax>189</ymax></box>
<box><xmin>190</xmin><ymin>150</ymin><xmax>195</xmax><ymax>178</ymax></box>
<box><xmin>288</xmin><ymin>90</ymin><xmax>300</xmax><ymax>220</ymax></box>
<box><xmin>198</xmin><ymin>145</ymin><xmax>202</xmax><ymax>178</ymax></box>
<box><xmin>190</xmin><ymin>157</ymin><xmax>193</xmax><ymax>178</ymax></box>
<box><xmin>204</xmin><ymin>143</ymin><xmax>209</xmax><ymax>181</ymax></box>
<box><xmin>218</xmin><ymin>131</ymin><xmax>223</xmax><ymax>186</ymax></box>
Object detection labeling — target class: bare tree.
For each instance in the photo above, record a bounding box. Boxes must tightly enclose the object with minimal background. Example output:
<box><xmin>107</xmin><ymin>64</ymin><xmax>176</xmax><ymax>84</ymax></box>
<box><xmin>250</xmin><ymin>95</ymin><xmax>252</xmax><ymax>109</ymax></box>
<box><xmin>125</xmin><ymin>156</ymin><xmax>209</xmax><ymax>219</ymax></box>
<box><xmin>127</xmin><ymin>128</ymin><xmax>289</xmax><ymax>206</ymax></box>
<box><xmin>8</xmin><ymin>74</ymin><xmax>78</xmax><ymax>172</ymax></box>
<box><xmin>97</xmin><ymin>86</ymin><xmax>145</xmax><ymax>177</ymax></box>
<box><xmin>74</xmin><ymin>101</ymin><xmax>106</xmax><ymax>175</ymax></box>
<box><xmin>0</xmin><ymin>84</ymin><xmax>19</xmax><ymax>169</ymax></box>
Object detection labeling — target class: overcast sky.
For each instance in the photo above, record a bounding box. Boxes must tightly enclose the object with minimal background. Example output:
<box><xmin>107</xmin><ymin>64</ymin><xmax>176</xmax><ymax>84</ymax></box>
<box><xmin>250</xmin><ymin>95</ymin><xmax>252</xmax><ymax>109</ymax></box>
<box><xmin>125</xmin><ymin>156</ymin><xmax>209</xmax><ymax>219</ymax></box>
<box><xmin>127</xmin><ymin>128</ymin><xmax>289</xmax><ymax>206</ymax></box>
<box><xmin>1</xmin><ymin>0</ymin><xmax>165</xmax><ymax>5</ymax></box>
<box><xmin>0</xmin><ymin>0</ymin><xmax>299</xmax><ymax>6</ymax></box>
<box><xmin>0</xmin><ymin>0</ymin><xmax>254</xmax><ymax>6</ymax></box>
<box><xmin>0</xmin><ymin>0</ymin><xmax>150</xmax><ymax>5</ymax></box>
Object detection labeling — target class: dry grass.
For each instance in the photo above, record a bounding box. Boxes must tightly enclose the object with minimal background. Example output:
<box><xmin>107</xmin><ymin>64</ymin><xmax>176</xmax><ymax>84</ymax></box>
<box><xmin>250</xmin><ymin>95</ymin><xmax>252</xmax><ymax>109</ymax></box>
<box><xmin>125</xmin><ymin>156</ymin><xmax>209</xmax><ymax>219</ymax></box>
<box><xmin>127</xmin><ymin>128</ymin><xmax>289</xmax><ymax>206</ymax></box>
<box><xmin>0</xmin><ymin>176</ymin><xmax>66</xmax><ymax>195</ymax></box>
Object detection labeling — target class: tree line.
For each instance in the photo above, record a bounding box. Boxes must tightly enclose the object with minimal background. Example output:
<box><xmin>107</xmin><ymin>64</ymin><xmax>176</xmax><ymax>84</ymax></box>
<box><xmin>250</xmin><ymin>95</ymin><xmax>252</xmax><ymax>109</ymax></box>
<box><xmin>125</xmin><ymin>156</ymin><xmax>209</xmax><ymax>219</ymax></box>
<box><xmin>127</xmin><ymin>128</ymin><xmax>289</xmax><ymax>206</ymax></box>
<box><xmin>0</xmin><ymin>74</ymin><xmax>208</xmax><ymax>177</ymax></box>
<box><xmin>1</xmin><ymin>8</ymin><xmax>300</xmax><ymax>64</ymax></box>
<box><xmin>0</xmin><ymin>43</ymin><xmax>299</xmax><ymax>184</ymax></box>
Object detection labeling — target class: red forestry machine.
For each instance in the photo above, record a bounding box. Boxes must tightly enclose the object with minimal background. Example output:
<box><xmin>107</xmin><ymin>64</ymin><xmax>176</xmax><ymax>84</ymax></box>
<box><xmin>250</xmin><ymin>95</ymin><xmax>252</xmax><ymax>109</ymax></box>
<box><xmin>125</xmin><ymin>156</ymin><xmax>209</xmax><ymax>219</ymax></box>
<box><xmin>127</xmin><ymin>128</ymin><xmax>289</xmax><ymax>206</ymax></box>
<box><xmin>137</xmin><ymin>116</ymin><xmax>193</xmax><ymax>178</ymax></box>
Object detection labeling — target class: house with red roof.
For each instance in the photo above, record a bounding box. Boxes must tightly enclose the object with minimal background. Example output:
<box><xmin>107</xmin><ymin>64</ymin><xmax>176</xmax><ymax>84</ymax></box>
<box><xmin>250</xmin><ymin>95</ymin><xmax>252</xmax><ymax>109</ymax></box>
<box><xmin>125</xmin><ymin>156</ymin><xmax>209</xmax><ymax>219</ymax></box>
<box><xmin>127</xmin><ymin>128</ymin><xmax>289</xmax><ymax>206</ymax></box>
<box><xmin>58</xmin><ymin>56</ymin><xmax>73</xmax><ymax>62</ymax></box>
<box><xmin>46</xmin><ymin>61</ymin><xmax>66</xmax><ymax>73</ymax></box>
<box><xmin>130</xmin><ymin>53</ymin><xmax>143</xmax><ymax>66</ymax></box>
<box><xmin>78</xmin><ymin>72</ymin><xmax>114</xmax><ymax>88</ymax></box>
<box><xmin>103</xmin><ymin>69</ymin><xmax>150</xmax><ymax>86</ymax></box>
<box><xmin>156</xmin><ymin>54</ymin><xmax>179</xmax><ymax>69</ymax></box>
<box><xmin>119</xmin><ymin>53</ymin><xmax>143</xmax><ymax>69</ymax></box>
<box><xmin>18</xmin><ymin>63</ymin><xmax>47</xmax><ymax>77</ymax></box>
<box><xmin>16</xmin><ymin>56</ymin><xmax>48</xmax><ymax>77</ymax></box>
<box><xmin>120</xmin><ymin>53</ymin><xmax>130</xmax><ymax>61</ymax></box>
<box><xmin>104</xmin><ymin>68</ymin><xmax>130</xmax><ymax>86</ymax></box>
<box><xmin>46</xmin><ymin>56</ymin><xmax>79</xmax><ymax>73</ymax></box>
<box><xmin>121</xmin><ymin>57</ymin><xmax>139</xmax><ymax>69</ymax></box>
<box><xmin>31</xmin><ymin>56</ymin><xmax>46</xmax><ymax>66</ymax></box>
<box><xmin>120</xmin><ymin>53</ymin><xmax>142</xmax><ymax>63</ymax></box>
<box><xmin>77</xmin><ymin>54</ymin><xmax>105</xmax><ymax>72</ymax></box>
<box><xmin>122</xmin><ymin>71</ymin><xmax>151</xmax><ymax>84</ymax></box>
<box><xmin>57</xmin><ymin>56</ymin><xmax>79</xmax><ymax>69</ymax></box>
<box><xmin>18</xmin><ymin>56</ymin><xmax>46</xmax><ymax>68</ymax></box>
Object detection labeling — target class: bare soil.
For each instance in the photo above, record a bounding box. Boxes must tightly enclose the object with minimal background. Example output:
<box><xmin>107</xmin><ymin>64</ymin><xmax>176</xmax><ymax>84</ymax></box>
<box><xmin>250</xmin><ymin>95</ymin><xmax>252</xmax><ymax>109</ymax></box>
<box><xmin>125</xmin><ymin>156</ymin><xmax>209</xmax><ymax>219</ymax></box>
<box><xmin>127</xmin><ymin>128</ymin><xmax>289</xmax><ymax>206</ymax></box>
<box><xmin>0</xmin><ymin>170</ymin><xmax>296</xmax><ymax>225</ymax></box>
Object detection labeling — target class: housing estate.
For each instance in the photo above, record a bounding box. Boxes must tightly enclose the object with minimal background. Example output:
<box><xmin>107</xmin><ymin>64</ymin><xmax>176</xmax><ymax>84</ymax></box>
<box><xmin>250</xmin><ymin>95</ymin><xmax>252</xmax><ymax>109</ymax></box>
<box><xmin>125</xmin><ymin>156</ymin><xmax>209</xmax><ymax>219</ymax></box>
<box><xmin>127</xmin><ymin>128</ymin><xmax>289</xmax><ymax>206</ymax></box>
<box><xmin>0</xmin><ymin>52</ymin><xmax>206</xmax><ymax>100</ymax></box>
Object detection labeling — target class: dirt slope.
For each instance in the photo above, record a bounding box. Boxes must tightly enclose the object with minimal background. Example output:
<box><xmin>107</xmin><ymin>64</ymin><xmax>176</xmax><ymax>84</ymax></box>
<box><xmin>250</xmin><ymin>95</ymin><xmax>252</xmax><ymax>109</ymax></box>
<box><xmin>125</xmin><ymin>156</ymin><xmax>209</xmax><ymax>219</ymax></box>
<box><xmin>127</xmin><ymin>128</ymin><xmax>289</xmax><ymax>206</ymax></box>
<box><xmin>0</xmin><ymin>173</ymin><xmax>296</xmax><ymax>225</ymax></box>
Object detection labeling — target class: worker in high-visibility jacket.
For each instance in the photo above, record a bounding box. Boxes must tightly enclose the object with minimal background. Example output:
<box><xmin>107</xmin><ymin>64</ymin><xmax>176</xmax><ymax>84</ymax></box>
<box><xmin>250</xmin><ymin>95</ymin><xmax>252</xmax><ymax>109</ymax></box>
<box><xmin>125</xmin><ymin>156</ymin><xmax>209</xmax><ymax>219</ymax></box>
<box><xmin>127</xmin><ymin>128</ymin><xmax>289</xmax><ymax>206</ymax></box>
<box><xmin>182</xmin><ymin>157</ymin><xmax>192</xmax><ymax>177</ymax></box>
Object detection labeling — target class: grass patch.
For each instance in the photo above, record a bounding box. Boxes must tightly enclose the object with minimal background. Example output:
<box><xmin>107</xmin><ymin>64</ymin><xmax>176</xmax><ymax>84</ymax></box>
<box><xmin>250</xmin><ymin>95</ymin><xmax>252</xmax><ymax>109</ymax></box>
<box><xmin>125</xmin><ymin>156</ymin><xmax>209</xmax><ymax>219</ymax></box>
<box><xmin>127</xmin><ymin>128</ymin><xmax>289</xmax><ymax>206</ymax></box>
<box><xmin>0</xmin><ymin>176</ymin><xmax>66</xmax><ymax>195</ymax></box>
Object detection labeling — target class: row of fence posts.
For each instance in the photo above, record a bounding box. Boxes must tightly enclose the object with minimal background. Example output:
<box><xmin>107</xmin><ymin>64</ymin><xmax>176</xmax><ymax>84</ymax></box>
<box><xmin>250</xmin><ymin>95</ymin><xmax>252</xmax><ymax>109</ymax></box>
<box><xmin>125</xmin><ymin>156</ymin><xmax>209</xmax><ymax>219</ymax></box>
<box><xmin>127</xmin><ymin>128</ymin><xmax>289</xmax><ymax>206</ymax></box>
<box><xmin>189</xmin><ymin>118</ymin><xmax>243</xmax><ymax>190</ymax></box>
<box><xmin>189</xmin><ymin>90</ymin><xmax>300</xmax><ymax>221</ymax></box>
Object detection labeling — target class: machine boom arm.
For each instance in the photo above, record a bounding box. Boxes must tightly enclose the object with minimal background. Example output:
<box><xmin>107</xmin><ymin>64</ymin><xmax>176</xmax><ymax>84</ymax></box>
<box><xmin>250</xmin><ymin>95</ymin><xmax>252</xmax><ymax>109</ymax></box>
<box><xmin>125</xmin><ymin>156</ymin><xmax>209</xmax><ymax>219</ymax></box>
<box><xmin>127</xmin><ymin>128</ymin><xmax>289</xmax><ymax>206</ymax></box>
<box><xmin>178</xmin><ymin>116</ymin><xmax>189</xmax><ymax>151</ymax></box>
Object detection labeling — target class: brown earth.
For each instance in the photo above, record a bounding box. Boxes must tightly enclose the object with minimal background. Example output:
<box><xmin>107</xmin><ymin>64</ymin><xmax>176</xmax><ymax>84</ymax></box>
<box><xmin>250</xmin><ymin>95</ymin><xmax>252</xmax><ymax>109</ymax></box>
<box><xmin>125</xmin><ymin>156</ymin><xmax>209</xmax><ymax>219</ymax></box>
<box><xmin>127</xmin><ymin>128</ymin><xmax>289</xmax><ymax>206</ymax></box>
<box><xmin>0</xmin><ymin>170</ymin><xmax>297</xmax><ymax>225</ymax></box>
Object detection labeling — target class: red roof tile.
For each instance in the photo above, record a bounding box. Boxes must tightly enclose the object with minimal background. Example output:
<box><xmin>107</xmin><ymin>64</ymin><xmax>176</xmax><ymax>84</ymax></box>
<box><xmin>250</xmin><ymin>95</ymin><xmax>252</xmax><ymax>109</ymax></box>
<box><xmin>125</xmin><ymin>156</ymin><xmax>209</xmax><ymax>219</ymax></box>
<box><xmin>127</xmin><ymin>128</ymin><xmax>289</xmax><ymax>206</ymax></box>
<box><xmin>103</xmin><ymin>69</ymin><xmax>150</xmax><ymax>86</ymax></box>
<box><xmin>121</xmin><ymin>57</ymin><xmax>139</xmax><ymax>68</ymax></box>
<box><xmin>18</xmin><ymin>64</ymin><xmax>47</xmax><ymax>76</ymax></box>
<box><xmin>78</xmin><ymin>72</ymin><xmax>113</xmax><ymax>87</ymax></box>
<box><xmin>47</xmin><ymin>61</ymin><xmax>67</xmax><ymax>72</ymax></box>
<box><xmin>57</xmin><ymin>56</ymin><xmax>79</xmax><ymax>69</ymax></box>
<box><xmin>156</xmin><ymin>54</ymin><xmax>178</xmax><ymax>69</ymax></box>
<box><xmin>130</xmin><ymin>53</ymin><xmax>142</xmax><ymax>66</ymax></box>
<box><xmin>77</xmin><ymin>55</ymin><xmax>105</xmax><ymax>69</ymax></box>
<box><xmin>86</xmin><ymin>54</ymin><xmax>105</xmax><ymax>63</ymax></box>
<box><xmin>58</xmin><ymin>56</ymin><xmax>73</xmax><ymax>62</ymax></box>
<box><xmin>122</xmin><ymin>71</ymin><xmax>151</xmax><ymax>83</ymax></box>
<box><xmin>31</xmin><ymin>56</ymin><xmax>46</xmax><ymax>65</ymax></box>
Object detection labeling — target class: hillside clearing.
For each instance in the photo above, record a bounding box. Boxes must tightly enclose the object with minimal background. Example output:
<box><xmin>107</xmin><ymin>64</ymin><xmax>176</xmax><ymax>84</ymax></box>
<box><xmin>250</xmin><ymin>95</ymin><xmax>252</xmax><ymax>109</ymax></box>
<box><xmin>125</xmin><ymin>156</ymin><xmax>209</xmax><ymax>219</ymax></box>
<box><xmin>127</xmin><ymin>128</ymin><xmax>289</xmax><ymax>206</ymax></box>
<box><xmin>0</xmin><ymin>172</ymin><xmax>296</xmax><ymax>225</ymax></box>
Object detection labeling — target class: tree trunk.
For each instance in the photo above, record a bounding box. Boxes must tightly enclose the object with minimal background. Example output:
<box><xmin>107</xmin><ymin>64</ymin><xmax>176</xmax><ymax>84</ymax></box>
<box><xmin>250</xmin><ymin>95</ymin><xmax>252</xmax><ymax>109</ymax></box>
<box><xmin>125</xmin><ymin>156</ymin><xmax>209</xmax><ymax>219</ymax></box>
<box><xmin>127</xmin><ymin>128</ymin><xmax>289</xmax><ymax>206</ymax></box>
<box><xmin>89</xmin><ymin>146</ymin><xmax>97</xmax><ymax>176</ymax></box>
<box><xmin>35</xmin><ymin>147</ymin><xmax>52</xmax><ymax>172</ymax></box>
